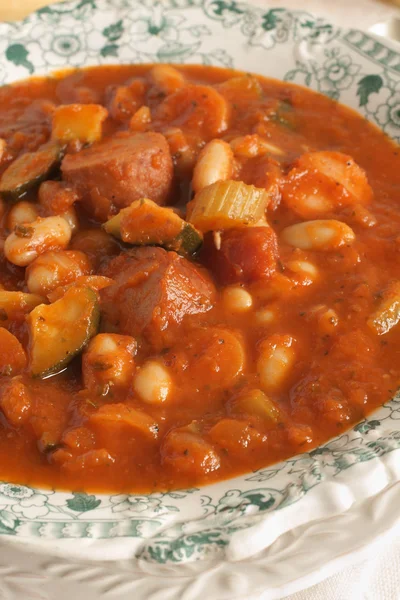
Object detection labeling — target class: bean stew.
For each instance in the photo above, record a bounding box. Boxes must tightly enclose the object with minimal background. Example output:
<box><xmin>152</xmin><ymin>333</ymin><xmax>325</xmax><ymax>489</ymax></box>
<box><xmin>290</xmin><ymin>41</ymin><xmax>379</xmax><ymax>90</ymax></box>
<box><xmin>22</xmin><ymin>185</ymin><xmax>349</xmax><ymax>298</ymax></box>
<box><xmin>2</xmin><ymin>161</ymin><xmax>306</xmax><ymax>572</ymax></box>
<box><xmin>0</xmin><ymin>64</ymin><xmax>398</xmax><ymax>493</ymax></box>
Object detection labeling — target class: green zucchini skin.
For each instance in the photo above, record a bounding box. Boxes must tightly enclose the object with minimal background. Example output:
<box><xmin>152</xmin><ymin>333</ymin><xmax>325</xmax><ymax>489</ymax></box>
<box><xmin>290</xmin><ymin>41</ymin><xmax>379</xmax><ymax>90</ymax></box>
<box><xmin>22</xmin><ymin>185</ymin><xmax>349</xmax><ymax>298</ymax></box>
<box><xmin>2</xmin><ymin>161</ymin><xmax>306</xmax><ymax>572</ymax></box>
<box><xmin>104</xmin><ymin>198</ymin><xmax>203</xmax><ymax>256</ymax></box>
<box><xmin>27</xmin><ymin>286</ymin><xmax>100</xmax><ymax>378</ymax></box>
<box><xmin>0</xmin><ymin>142</ymin><xmax>63</xmax><ymax>202</ymax></box>
<box><xmin>168</xmin><ymin>223</ymin><xmax>203</xmax><ymax>255</ymax></box>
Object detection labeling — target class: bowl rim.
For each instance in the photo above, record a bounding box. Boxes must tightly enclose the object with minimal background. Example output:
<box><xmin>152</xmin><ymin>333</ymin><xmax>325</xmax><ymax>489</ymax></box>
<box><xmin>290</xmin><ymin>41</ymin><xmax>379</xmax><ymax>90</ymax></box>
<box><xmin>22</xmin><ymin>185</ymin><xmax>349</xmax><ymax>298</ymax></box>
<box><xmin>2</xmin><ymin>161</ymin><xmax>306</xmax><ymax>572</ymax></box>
<box><xmin>0</xmin><ymin>0</ymin><xmax>399</xmax><ymax>587</ymax></box>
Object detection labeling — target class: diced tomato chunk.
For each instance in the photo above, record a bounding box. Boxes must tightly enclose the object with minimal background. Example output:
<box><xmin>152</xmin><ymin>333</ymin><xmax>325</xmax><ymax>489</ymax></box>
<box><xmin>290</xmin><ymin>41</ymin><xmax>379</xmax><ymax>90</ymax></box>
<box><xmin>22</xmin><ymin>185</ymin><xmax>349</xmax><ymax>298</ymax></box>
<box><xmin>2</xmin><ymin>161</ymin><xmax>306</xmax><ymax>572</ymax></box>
<box><xmin>29</xmin><ymin>384</ymin><xmax>70</xmax><ymax>449</ymax></box>
<box><xmin>209</xmin><ymin>418</ymin><xmax>266</xmax><ymax>458</ymax></box>
<box><xmin>62</xmin><ymin>427</ymin><xmax>96</xmax><ymax>452</ymax></box>
<box><xmin>239</xmin><ymin>155</ymin><xmax>283</xmax><ymax>211</ymax></box>
<box><xmin>0</xmin><ymin>378</ymin><xmax>31</xmax><ymax>426</ymax></box>
<box><xmin>0</xmin><ymin>329</ymin><xmax>27</xmax><ymax>376</ymax></box>
<box><xmin>38</xmin><ymin>180</ymin><xmax>80</xmax><ymax>214</ymax></box>
<box><xmin>107</xmin><ymin>81</ymin><xmax>146</xmax><ymax>122</ymax></box>
<box><xmin>201</xmin><ymin>226</ymin><xmax>278</xmax><ymax>285</ymax></box>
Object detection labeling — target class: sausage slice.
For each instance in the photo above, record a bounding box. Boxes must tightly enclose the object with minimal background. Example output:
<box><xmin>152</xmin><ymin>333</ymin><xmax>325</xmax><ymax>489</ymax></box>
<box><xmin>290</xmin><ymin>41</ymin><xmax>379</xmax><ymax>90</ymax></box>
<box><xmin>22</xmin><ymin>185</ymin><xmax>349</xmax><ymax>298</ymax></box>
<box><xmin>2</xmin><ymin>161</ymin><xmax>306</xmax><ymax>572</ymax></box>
<box><xmin>100</xmin><ymin>247</ymin><xmax>216</xmax><ymax>349</ymax></box>
<box><xmin>62</xmin><ymin>132</ymin><xmax>173</xmax><ymax>209</ymax></box>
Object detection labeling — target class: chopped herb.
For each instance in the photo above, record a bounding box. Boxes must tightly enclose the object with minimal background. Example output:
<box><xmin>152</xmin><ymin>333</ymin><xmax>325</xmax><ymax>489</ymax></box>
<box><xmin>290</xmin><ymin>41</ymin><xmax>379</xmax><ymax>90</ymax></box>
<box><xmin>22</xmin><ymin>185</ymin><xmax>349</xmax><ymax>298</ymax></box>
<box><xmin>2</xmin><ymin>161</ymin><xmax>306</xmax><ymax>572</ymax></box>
<box><xmin>14</xmin><ymin>224</ymin><xmax>33</xmax><ymax>238</ymax></box>
<box><xmin>40</xmin><ymin>441</ymin><xmax>62</xmax><ymax>454</ymax></box>
<box><xmin>86</xmin><ymin>398</ymin><xmax>98</xmax><ymax>408</ymax></box>
<box><xmin>92</xmin><ymin>361</ymin><xmax>112</xmax><ymax>371</ymax></box>
<box><xmin>271</xmin><ymin>99</ymin><xmax>296</xmax><ymax>130</ymax></box>
<box><xmin>277</xmin><ymin>259</ymin><xmax>285</xmax><ymax>272</ymax></box>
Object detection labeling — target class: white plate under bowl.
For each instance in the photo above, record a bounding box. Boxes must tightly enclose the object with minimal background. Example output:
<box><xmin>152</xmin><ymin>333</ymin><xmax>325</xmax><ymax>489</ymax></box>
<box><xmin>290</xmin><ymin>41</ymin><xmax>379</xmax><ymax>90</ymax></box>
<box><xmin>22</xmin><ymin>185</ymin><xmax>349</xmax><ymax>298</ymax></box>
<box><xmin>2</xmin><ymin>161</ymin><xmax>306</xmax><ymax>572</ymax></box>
<box><xmin>0</xmin><ymin>1</ymin><xmax>399</xmax><ymax>598</ymax></box>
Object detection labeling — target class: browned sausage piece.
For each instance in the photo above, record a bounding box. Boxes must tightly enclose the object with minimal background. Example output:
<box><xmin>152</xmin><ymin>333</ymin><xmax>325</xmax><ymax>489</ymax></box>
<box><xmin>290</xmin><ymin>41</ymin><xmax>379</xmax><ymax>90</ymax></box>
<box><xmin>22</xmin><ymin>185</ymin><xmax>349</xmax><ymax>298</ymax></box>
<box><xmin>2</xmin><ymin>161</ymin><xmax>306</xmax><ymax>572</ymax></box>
<box><xmin>61</xmin><ymin>132</ymin><xmax>173</xmax><ymax>209</ymax></box>
<box><xmin>100</xmin><ymin>247</ymin><xmax>216</xmax><ymax>349</ymax></box>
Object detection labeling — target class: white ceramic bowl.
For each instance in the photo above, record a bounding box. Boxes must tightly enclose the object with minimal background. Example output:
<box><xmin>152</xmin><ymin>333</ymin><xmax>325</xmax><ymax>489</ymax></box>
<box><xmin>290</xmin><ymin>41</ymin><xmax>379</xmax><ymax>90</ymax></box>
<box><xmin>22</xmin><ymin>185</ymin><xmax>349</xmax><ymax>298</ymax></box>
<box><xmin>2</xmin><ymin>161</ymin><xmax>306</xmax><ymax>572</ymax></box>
<box><xmin>0</xmin><ymin>2</ymin><xmax>399</xmax><ymax>598</ymax></box>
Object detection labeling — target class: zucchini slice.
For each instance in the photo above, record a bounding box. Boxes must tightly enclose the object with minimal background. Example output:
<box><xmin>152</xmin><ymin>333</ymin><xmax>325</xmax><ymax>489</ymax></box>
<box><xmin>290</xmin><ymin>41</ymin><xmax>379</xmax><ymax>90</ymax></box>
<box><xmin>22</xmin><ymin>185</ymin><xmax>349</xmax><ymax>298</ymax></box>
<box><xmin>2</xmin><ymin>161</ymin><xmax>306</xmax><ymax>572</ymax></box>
<box><xmin>229</xmin><ymin>389</ymin><xmax>281</xmax><ymax>425</ymax></box>
<box><xmin>0</xmin><ymin>142</ymin><xmax>63</xmax><ymax>201</ymax></box>
<box><xmin>104</xmin><ymin>198</ymin><xmax>202</xmax><ymax>256</ymax></box>
<box><xmin>27</xmin><ymin>285</ymin><xmax>99</xmax><ymax>378</ymax></box>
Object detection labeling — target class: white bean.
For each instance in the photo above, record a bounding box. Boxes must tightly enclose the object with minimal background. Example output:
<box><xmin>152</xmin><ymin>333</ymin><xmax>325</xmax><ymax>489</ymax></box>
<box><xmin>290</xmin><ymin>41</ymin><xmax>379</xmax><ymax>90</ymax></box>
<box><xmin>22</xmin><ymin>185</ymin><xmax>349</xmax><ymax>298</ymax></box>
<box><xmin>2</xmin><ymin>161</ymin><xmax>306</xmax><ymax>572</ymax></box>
<box><xmin>7</xmin><ymin>201</ymin><xmax>39</xmax><ymax>231</ymax></box>
<box><xmin>133</xmin><ymin>360</ymin><xmax>172</xmax><ymax>404</ymax></box>
<box><xmin>257</xmin><ymin>334</ymin><xmax>295</xmax><ymax>391</ymax></box>
<box><xmin>281</xmin><ymin>220</ymin><xmax>355</xmax><ymax>251</ymax></box>
<box><xmin>192</xmin><ymin>139</ymin><xmax>233</xmax><ymax>193</ymax></box>
<box><xmin>348</xmin><ymin>203</ymin><xmax>377</xmax><ymax>228</ymax></box>
<box><xmin>286</xmin><ymin>259</ymin><xmax>319</xmax><ymax>286</ymax></box>
<box><xmin>26</xmin><ymin>250</ymin><xmax>91</xmax><ymax>296</ymax></box>
<box><xmin>255</xmin><ymin>307</ymin><xmax>276</xmax><ymax>324</ymax></box>
<box><xmin>222</xmin><ymin>286</ymin><xmax>253</xmax><ymax>312</ymax></box>
<box><xmin>83</xmin><ymin>333</ymin><xmax>137</xmax><ymax>393</ymax></box>
<box><xmin>60</xmin><ymin>206</ymin><xmax>79</xmax><ymax>233</ymax></box>
<box><xmin>4</xmin><ymin>216</ymin><xmax>72</xmax><ymax>267</ymax></box>
<box><xmin>149</xmin><ymin>65</ymin><xmax>185</xmax><ymax>94</ymax></box>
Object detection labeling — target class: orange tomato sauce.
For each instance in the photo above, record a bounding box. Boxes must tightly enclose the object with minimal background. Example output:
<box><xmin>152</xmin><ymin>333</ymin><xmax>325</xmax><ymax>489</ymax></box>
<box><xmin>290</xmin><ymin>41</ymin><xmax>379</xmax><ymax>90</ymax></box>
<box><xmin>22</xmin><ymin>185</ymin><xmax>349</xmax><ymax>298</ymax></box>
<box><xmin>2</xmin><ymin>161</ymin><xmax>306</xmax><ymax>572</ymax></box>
<box><xmin>0</xmin><ymin>64</ymin><xmax>398</xmax><ymax>493</ymax></box>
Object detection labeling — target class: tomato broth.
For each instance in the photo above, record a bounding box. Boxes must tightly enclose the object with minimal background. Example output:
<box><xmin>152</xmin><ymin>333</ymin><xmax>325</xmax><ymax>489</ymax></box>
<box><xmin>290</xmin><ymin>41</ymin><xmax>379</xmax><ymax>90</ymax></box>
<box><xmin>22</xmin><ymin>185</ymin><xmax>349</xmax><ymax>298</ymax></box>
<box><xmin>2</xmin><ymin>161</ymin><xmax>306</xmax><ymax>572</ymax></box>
<box><xmin>0</xmin><ymin>64</ymin><xmax>398</xmax><ymax>493</ymax></box>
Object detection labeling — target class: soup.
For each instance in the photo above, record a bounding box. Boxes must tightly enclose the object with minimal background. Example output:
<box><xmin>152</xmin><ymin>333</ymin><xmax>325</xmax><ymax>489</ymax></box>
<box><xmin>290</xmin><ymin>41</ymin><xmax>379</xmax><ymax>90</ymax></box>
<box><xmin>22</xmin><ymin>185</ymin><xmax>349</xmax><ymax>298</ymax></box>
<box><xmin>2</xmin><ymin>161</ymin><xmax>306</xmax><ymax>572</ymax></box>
<box><xmin>0</xmin><ymin>64</ymin><xmax>398</xmax><ymax>493</ymax></box>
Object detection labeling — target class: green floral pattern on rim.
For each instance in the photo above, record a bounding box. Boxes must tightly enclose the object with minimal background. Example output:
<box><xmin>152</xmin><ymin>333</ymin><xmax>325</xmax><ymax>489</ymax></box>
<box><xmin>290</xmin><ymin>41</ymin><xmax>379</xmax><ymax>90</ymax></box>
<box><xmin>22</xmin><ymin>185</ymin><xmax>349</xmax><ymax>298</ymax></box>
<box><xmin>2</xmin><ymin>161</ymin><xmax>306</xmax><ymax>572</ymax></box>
<box><xmin>0</xmin><ymin>0</ymin><xmax>399</xmax><ymax>565</ymax></box>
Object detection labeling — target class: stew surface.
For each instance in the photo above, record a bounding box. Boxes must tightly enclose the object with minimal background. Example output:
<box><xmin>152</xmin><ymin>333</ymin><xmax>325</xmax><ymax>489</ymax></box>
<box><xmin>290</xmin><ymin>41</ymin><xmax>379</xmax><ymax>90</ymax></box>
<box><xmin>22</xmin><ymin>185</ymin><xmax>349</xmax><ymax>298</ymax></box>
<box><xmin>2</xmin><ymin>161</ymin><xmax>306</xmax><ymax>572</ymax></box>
<box><xmin>0</xmin><ymin>64</ymin><xmax>399</xmax><ymax>493</ymax></box>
